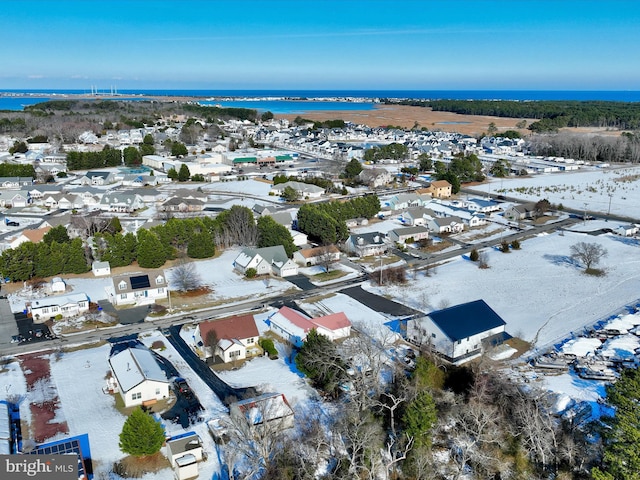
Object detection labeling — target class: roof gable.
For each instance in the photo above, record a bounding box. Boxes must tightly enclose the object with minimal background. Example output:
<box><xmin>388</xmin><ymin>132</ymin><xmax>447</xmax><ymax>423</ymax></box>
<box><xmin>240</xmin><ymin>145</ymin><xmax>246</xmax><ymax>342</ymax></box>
<box><xmin>199</xmin><ymin>314</ymin><xmax>259</xmax><ymax>342</ymax></box>
<box><xmin>428</xmin><ymin>299</ymin><xmax>506</xmax><ymax>341</ymax></box>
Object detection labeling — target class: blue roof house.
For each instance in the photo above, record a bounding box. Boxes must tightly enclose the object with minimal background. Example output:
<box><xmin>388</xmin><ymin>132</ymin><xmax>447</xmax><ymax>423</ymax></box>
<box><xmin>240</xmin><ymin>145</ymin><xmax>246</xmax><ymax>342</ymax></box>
<box><xmin>407</xmin><ymin>299</ymin><xmax>508</xmax><ymax>365</ymax></box>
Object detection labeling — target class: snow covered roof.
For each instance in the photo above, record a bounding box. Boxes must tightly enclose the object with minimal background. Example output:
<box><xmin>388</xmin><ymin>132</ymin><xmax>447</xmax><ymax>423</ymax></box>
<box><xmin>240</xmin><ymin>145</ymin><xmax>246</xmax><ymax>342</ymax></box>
<box><xmin>311</xmin><ymin>312</ymin><xmax>351</xmax><ymax>331</ymax></box>
<box><xmin>234</xmin><ymin>392</ymin><xmax>294</xmax><ymax>426</ymax></box>
<box><xmin>109</xmin><ymin>347</ymin><xmax>168</xmax><ymax>392</ymax></box>
<box><xmin>31</xmin><ymin>292</ymin><xmax>88</xmax><ymax>308</ymax></box>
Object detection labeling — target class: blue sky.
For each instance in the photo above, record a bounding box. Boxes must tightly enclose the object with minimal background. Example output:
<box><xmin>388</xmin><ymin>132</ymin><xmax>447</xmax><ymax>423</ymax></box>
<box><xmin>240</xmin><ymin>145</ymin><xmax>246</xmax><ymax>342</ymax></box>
<box><xmin>1</xmin><ymin>0</ymin><xmax>638</xmax><ymax>90</ymax></box>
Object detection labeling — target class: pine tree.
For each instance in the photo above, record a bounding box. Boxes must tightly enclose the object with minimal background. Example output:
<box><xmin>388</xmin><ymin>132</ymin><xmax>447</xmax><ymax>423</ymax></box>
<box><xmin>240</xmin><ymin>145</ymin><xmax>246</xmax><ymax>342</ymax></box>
<box><xmin>137</xmin><ymin>230</ymin><xmax>167</xmax><ymax>268</ymax></box>
<box><xmin>119</xmin><ymin>407</ymin><xmax>165</xmax><ymax>457</ymax></box>
<box><xmin>402</xmin><ymin>390</ymin><xmax>437</xmax><ymax>448</ymax></box>
<box><xmin>592</xmin><ymin>368</ymin><xmax>640</xmax><ymax>479</ymax></box>
<box><xmin>187</xmin><ymin>231</ymin><xmax>215</xmax><ymax>259</ymax></box>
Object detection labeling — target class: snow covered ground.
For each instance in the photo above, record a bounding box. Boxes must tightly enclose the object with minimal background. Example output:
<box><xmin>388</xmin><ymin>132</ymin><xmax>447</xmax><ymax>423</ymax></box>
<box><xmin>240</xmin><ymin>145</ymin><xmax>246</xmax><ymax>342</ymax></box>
<box><xmin>474</xmin><ymin>165</ymin><xmax>640</xmax><ymax>218</ymax></box>
<box><xmin>365</xmin><ymin>229</ymin><xmax>640</xmax><ymax>352</ymax></box>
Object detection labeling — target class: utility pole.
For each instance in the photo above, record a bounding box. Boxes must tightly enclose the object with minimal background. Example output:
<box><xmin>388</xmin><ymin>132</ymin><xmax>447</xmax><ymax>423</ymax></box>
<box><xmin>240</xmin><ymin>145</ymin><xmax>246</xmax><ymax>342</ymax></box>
<box><xmin>607</xmin><ymin>194</ymin><xmax>613</xmax><ymax>217</ymax></box>
<box><xmin>583</xmin><ymin>203</ymin><xmax>588</xmax><ymax>225</ymax></box>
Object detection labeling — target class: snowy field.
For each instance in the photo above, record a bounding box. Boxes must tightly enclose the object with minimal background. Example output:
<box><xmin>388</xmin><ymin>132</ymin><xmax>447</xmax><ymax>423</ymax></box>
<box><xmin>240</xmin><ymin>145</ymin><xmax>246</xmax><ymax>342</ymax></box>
<box><xmin>366</xmin><ymin>229</ymin><xmax>640</xmax><ymax>352</ymax></box>
<box><xmin>474</xmin><ymin>166</ymin><xmax>640</xmax><ymax>218</ymax></box>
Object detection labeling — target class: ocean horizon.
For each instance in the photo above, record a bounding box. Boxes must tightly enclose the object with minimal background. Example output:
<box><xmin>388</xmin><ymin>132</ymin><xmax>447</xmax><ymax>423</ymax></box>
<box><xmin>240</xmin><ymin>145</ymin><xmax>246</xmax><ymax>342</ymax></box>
<box><xmin>1</xmin><ymin>89</ymin><xmax>640</xmax><ymax>112</ymax></box>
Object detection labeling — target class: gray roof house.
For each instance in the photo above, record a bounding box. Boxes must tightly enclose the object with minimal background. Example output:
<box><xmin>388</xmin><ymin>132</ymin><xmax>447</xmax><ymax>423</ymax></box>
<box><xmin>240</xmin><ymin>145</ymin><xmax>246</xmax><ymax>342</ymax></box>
<box><xmin>233</xmin><ymin>245</ymin><xmax>298</xmax><ymax>277</ymax></box>
<box><xmin>344</xmin><ymin>232</ymin><xmax>387</xmax><ymax>257</ymax></box>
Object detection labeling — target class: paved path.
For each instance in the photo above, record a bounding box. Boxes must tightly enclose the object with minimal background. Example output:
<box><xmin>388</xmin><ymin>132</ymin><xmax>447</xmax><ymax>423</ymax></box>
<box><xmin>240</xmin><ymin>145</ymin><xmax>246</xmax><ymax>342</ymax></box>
<box><xmin>164</xmin><ymin>325</ymin><xmax>257</xmax><ymax>407</ymax></box>
<box><xmin>340</xmin><ymin>285</ymin><xmax>422</xmax><ymax>317</ymax></box>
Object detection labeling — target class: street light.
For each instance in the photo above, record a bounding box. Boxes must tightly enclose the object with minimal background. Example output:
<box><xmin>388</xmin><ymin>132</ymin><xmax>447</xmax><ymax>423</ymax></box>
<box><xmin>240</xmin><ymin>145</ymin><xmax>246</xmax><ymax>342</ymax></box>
<box><xmin>167</xmin><ymin>283</ymin><xmax>172</xmax><ymax>312</ymax></box>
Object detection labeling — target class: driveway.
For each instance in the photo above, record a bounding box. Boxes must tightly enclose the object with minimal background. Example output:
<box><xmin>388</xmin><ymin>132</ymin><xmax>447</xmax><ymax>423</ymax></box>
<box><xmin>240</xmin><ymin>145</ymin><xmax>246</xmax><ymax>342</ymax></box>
<box><xmin>0</xmin><ymin>296</ymin><xmax>18</xmax><ymax>347</ymax></box>
<box><xmin>340</xmin><ymin>285</ymin><xmax>422</xmax><ymax>317</ymax></box>
<box><xmin>165</xmin><ymin>325</ymin><xmax>257</xmax><ymax>406</ymax></box>
<box><xmin>285</xmin><ymin>274</ymin><xmax>316</xmax><ymax>291</ymax></box>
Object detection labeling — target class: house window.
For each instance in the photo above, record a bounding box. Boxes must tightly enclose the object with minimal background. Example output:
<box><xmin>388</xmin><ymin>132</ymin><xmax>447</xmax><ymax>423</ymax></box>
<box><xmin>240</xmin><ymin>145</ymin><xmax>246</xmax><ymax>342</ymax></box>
<box><xmin>156</xmin><ymin>275</ymin><xmax>164</xmax><ymax>285</ymax></box>
<box><xmin>247</xmin><ymin>338</ymin><xmax>254</xmax><ymax>344</ymax></box>
<box><xmin>120</xmin><ymin>294</ymin><xmax>127</xmax><ymax>300</ymax></box>
<box><xmin>118</xmin><ymin>281</ymin><xmax>127</xmax><ymax>291</ymax></box>
<box><xmin>457</xmin><ymin>340</ymin><xmax>461</xmax><ymax>345</ymax></box>
<box><xmin>42</xmin><ymin>308</ymin><xmax>49</xmax><ymax>314</ymax></box>
<box><xmin>132</xmin><ymin>392</ymin><xmax>141</xmax><ymax>400</ymax></box>
<box><xmin>431</xmin><ymin>333</ymin><xmax>436</xmax><ymax>338</ymax></box>
<box><xmin>155</xmin><ymin>388</ymin><xmax>161</xmax><ymax>395</ymax></box>
<box><xmin>230</xmin><ymin>350</ymin><xmax>241</xmax><ymax>358</ymax></box>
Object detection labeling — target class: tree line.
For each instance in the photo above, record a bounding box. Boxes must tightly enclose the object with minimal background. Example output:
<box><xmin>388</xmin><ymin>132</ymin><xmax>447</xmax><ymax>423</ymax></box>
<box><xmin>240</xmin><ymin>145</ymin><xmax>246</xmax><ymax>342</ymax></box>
<box><xmin>529</xmin><ymin>131</ymin><xmax>640</xmax><ymax>163</ymax></box>
<box><xmin>386</xmin><ymin>99</ymin><xmax>640</xmax><ymax>132</ymax></box>
<box><xmin>296</xmin><ymin>195</ymin><xmax>381</xmax><ymax>244</ymax></box>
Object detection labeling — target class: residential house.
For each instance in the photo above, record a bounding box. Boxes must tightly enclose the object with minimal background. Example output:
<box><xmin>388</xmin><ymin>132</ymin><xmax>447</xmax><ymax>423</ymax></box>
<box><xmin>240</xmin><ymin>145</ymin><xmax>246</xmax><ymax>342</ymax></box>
<box><xmin>267</xmin><ymin>306</ymin><xmax>351</xmax><ymax>347</ymax></box>
<box><xmin>344</xmin><ymin>232</ymin><xmax>387</xmax><ymax>258</ymax></box>
<box><xmin>92</xmin><ymin>261</ymin><xmax>111</xmax><ymax>277</ymax></box>
<box><xmin>427</xmin><ymin>216</ymin><xmax>465</xmax><ymax>234</ymax></box>
<box><xmin>293</xmin><ymin>245</ymin><xmax>341</xmax><ymax>266</ymax></box>
<box><xmin>421</xmin><ymin>180</ymin><xmax>452</xmax><ymax>199</ymax></box>
<box><xmin>160</xmin><ymin>197</ymin><xmax>205</xmax><ymax>213</ymax></box>
<box><xmin>121</xmin><ymin>174</ymin><xmax>158</xmax><ymax>187</ymax></box>
<box><xmin>5</xmin><ymin>226</ymin><xmax>51</xmax><ymax>251</ymax></box>
<box><xmin>233</xmin><ymin>245</ymin><xmax>298</xmax><ymax>277</ymax></box>
<box><xmin>230</xmin><ymin>393</ymin><xmax>295</xmax><ymax>432</ymax></box>
<box><xmin>108</xmin><ymin>270</ymin><xmax>168</xmax><ymax>306</ymax></box>
<box><xmin>78</xmin><ymin>171</ymin><xmax>117</xmax><ymax>186</ymax></box>
<box><xmin>387</xmin><ymin>193</ymin><xmax>427</xmax><ymax>211</ymax></box>
<box><xmin>345</xmin><ymin>217</ymin><xmax>369</xmax><ymax>228</ymax></box>
<box><xmin>42</xmin><ymin>193</ymin><xmax>85</xmax><ymax>210</ymax></box>
<box><xmin>465</xmin><ymin>198</ymin><xmax>501</xmax><ymax>214</ymax></box>
<box><xmin>165</xmin><ymin>432</ymin><xmax>204</xmax><ymax>480</ymax></box>
<box><xmin>402</xmin><ymin>207</ymin><xmax>436</xmax><ymax>227</ymax></box>
<box><xmin>28</xmin><ymin>293</ymin><xmax>90</xmax><ymax>323</ymax></box>
<box><xmin>108</xmin><ymin>345</ymin><xmax>170</xmax><ymax>407</ymax></box>
<box><xmin>388</xmin><ymin>226</ymin><xmax>430</xmax><ymax>244</ymax></box>
<box><xmin>195</xmin><ymin>314</ymin><xmax>260</xmax><ymax>363</ymax></box>
<box><xmin>288</xmin><ymin>229</ymin><xmax>308</xmax><ymax>247</ymax></box>
<box><xmin>0</xmin><ymin>177</ymin><xmax>34</xmax><ymax>189</ymax></box>
<box><xmin>99</xmin><ymin>193</ymin><xmax>145</xmax><ymax>213</ymax></box>
<box><xmin>504</xmin><ymin>203</ymin><xmax>537</xmax><ymax>221</ymax></box>
<box><xmin>0</xmin><ymin>191</ymin><xmax>30</xmax><ymax>208</ymax></box>
<box><xmin>270</xmin><ymin>181</ymin><xmax>324</xmax><ymax>199</ymax></box>
<box><xmin>615</xmin><ymin>224</ymin><xmax>639</xmax><ymax>237</ymax></box>
<box><xmin>357</xmin><ymin>168</ymin><xmax>394</xmax><ymax>188</ymax></box>
<box><xmin>407</xmin><ymin>299</ymin><xmax>508</xmax><ymax>365</ymax></box>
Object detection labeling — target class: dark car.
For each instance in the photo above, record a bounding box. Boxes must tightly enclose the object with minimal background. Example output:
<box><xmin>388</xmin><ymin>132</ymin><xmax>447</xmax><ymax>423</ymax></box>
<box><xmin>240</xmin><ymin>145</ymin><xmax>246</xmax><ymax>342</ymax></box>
<box><xmin>174</xmin><ymin>378</ymin><xmax>193</xmax><ymax>399</ymax></box>
<box><xmin>6</xmin><ymin>221</ymin><xmax>19</xmax><ymax>227</ymax></box>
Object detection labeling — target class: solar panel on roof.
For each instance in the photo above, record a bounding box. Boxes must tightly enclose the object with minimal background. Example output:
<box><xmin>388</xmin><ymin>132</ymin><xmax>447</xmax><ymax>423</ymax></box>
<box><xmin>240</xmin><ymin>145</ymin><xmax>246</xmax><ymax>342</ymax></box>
<box><xmin>30</xmin><ymin>438</ymin><xmax>87</xmax><ymax>478</ymax></box>
<box><xmin>130</xmin><ymin>275</ymin><xmax>151</xmax><ymax>290</ymax></box>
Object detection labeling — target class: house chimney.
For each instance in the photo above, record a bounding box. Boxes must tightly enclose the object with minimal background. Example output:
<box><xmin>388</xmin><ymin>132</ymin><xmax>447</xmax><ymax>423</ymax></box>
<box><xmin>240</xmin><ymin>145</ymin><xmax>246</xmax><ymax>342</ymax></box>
<box><xmin>127</xmin><ymin>362</ymin><xmax>130</xmax><ymax>371</ymax></box>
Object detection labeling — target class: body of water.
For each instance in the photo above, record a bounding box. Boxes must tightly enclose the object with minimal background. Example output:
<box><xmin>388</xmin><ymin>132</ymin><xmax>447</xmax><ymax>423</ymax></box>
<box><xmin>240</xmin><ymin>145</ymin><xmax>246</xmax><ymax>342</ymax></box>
<box><xmin>2</xmin><ymin>89</ymin><xmax>640</xmax><ymax>112</ymax></box>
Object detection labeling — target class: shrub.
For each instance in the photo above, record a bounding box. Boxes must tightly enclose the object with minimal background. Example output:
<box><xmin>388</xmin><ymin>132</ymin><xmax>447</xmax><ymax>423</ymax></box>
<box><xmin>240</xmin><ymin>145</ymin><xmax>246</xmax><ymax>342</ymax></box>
<box><xmin>500</xmin><ymin>240</ymin><xmax>510</xmax><ymax>253</ymax></box>
<box><xmin>259</xmin><ymin>338</ymin><xmax>278</xmax><ymax>358</ymax></box>
<box><xmin>469</xmin><ymin>248</ymin><xmax>479</xmax><ymax>261</ymax></box>
<box><xmin>245</xmin><ymin>268</ymin><xmax>257</xmax><ymax>279</ymax></box>
<box><xmin>511</xmin><ymin>239</ymin><xmax>521</xmax><ymax>250</ymax></box>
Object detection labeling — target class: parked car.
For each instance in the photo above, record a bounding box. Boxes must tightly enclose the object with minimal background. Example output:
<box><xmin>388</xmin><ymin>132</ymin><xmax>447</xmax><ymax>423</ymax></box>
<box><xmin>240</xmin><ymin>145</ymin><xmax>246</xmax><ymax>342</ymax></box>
<box><xmin>6</xmin><ymin>221</ymin><xmax>19</xmax><ymax>227</ymax></box>
<box><xmin>174</xmin><ymin>378</ymin><xmax>193</xmax><ymax>399</ymax></box>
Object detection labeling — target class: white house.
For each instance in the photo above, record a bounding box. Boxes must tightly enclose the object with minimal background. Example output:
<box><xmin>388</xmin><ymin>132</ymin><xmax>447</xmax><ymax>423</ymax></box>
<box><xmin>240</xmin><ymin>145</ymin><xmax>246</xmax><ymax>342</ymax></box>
<box><xmin>108</xmin><ymin>270</ymin><xmax>168</xmax><ymax>306</ymax></box>
<box><xmin>407</xmin><ymin>299</ymin><xmax>508</xmax><ymax>365</ymax></box>
<box><xmin>108</xmin><ymin>345</ymin><xmax>170</xmax><ymax>408</ymax></box>
<box><xmin>344</xmin><ymin>232</ymin><xmax>387</xmax><ymax>258</ymax></box>
<box><xmin>267</xmin><ymin>306</ymin><xmax>351</xmax><ymax>347</ymax></box>
<box><xmin>270</xmin><ymin>181</ymin><xmax>324</xmax><ymax>199</ymax></box>
<box><xmin>233</xmin><ymin>245</ymin><xmax>298</xmax><ymax>277</ymax></box>
<box><xmin>28</xmin><ymin>292</ymin><xmax>90</xmax><ymax>323</ymax></box>
<box><xmin>615</xmin><ymin>224</ymin><xmax>639</xmax><ymax>237</ymax></box>
<box><xmin>293</xmin><ymin>245</ymin><xmax>341</xmax><ymax>266</ymax></box>
<box><xmin>195</xmin><ymin>314</ymin><xmax>260</xmax><ymax>363</ymax></box>
<box><xmin>50</xmin><ymin>277</ymin><xmax>66</xmax><ymax>293</ymax></box>
<box><xmin>427</xmin><ymin>216</ymin><xmax>465</xmax><ymax>234</ymax></box>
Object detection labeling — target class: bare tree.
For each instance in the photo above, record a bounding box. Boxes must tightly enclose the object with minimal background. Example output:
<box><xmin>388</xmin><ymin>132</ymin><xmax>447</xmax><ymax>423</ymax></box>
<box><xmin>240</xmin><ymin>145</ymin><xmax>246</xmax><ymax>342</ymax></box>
<box><xmin>169</xmin><ymin>257</ymin><xmax>202</xmax><ymax>292</ymax></box>
<box><xmin>570</xmin><ymin>241</ymin><xmax>607</xmax><ymax>272</ymax></box>
<box><xmin>316</xmin><ymin>245</ymin><xmax>338</xmax><ymax>273</ymax></box>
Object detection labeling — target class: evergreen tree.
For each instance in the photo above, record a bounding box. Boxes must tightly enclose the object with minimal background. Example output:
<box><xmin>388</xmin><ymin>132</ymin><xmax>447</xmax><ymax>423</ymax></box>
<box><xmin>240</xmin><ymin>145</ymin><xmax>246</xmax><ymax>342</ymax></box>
<box><xmin>187</xmin><ymin>231</ymin><xmax>216</xmax><ymax>258</ymax></box>
<box><xmin>137</xmin><ymin>230</ymin><xmax>167</xmax><ymax>268</ymax></box>
<box><xmin>592</xmin><ymin>368</ymin><xmax>640</xmax><ymax>479</ymax></box>
<box><xmin>403</xmin><ymin>390</ymin><xmax>437</xmax><ymax>448</ymax></box>
<box><xmin>343</xmin><ymin>158</ymin><xmax>363</xmax><ymax>179</ymax></box>
<box><xmin>167</xmin><ymin>167</ymin><xmax>178</xmax><ymax>181</ymax></box>
<box><xmin>257</xmin><ymin>216</ymin><xmax>296</xmax><ymax>257</ymax></box>
<box><xmin>119</xmin><ymin>407</ymin><xmax>165</xmax><ymax>457</ymax></box>
<box><xmin>178</xmin><ymin>163</ymin><xmax>191</xmax><ymax>182</ymax></box>
<box><xmin>64</xmin><ymin>238</ymin><xmax>90</xmax><ymax>274</ymax></box>
<box><xmin>110</xmin><ymin>216</ymin><xmax>123</xmax><ymax>234</ymax></box>
<box><xmin>43</xmin><ymin>225</ymin><xmax>70</xmax><ymax>245</ymax></box>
